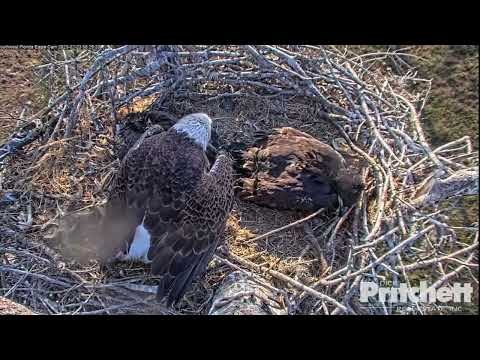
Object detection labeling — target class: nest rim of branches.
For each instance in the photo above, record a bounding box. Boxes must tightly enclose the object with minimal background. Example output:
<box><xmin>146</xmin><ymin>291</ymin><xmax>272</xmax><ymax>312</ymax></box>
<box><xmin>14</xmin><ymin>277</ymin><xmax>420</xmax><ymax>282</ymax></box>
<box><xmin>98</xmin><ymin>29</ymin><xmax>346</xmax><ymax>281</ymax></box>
<box><xmin>0</xmin><ymin>45</ymin><xmax>478</xmax><ymax>315</ymax></box>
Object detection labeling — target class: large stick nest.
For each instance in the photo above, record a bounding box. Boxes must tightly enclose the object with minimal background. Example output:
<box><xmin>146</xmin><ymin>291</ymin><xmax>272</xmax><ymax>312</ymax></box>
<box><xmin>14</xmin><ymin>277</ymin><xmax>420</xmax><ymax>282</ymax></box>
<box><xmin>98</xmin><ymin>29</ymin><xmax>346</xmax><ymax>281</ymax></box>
<box><xmin>0</xmin><ymin>45</ymin><xmax>478</xmax><ymax>315</ymax></box>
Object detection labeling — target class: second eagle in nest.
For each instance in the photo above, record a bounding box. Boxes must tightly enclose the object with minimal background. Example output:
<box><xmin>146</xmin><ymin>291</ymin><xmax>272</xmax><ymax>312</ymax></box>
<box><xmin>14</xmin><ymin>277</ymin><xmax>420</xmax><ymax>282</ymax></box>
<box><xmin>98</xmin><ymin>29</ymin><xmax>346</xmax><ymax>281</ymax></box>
<box><xmin>234</xmin><ymin>127</ymin><xmax>365</xmax><ymax>212</ymax></box>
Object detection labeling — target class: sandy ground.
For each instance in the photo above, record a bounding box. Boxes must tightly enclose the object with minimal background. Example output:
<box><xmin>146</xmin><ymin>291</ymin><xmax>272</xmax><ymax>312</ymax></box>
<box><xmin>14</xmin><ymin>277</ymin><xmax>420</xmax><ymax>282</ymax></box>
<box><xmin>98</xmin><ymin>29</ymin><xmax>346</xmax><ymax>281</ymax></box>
<box><xmin>0</xmin><ymin>49</ymin><xmax>42</xmax><ymax>143</ymax></box>
<box><xmin>0</xmin><ymin>296</ymin><xmax>35</xmax><ymax>315</ymax></box>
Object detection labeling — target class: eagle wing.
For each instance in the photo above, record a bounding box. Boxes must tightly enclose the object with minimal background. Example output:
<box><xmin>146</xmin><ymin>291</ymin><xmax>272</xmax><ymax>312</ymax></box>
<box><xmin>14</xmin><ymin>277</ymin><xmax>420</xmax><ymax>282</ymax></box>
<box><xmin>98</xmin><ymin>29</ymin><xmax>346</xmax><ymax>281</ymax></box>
<box><xmin>94</xmin><ymin>125</ymin><xmax>167</xmax><ymax>262</ymax></box>
<box><xmin>114</xmin><ymin>129</ymin><xmax>234</xmax><ymax>306</ymax></box>
<box><xmin>146</xmin><ymin>155</ymin><xmax>234</xmax><ymax>306</ymax></box>
<box><xmin>49</xmin><ymin>118</ymin><xmax>233</xmax><ymax>307</ymax></box>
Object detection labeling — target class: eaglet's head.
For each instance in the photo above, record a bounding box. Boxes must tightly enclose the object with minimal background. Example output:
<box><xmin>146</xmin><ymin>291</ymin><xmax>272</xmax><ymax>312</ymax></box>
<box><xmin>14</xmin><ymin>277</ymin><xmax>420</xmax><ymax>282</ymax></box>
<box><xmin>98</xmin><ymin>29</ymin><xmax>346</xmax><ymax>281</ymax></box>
<box><xmin>172</xmin><ymin>113</ymin><xmax>212</xmax><ymax>151</ymax></box>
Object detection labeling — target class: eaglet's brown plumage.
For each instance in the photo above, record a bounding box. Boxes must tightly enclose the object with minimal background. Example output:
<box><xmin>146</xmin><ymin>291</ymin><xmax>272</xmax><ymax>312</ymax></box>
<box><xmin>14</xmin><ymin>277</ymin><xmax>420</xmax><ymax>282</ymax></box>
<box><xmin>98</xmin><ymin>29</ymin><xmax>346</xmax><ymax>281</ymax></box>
<box><xmin>114</xmin><ymin>110</ymin><xmax>220</xmax><ymax>164</ymax></box>
<box><xmin>234</xmin><ymin>127</ymin><xmax>365</xmax><ymax>212</ymax></box>
<box><xmin>51</xmin><ymin>113</ymin><xmax>234</xmax><ymax>306</ymax></box>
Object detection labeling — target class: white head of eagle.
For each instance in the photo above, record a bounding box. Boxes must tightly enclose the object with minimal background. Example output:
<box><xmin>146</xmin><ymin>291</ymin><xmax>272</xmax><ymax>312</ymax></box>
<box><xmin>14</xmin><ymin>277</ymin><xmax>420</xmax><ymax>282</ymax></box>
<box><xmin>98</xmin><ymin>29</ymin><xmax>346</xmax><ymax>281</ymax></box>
<box><xmin>172</xmin><ymin>113</ymin><xmax>212</xmax><ymax>151</ymax></box>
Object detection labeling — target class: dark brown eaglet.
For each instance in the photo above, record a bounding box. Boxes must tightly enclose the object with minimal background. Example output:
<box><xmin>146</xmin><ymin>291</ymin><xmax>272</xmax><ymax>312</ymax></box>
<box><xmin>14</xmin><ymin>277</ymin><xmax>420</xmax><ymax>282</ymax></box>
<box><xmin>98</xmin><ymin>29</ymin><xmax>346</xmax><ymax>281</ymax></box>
<box><xmin>235</xmin><ymin>127</ymin><xmax>365</xmax><ymax>211</ymax></box>
<box><xmin>114</xmin><ymin>110</ymin><xmax>220</xmax><ymax>164</ymax></box>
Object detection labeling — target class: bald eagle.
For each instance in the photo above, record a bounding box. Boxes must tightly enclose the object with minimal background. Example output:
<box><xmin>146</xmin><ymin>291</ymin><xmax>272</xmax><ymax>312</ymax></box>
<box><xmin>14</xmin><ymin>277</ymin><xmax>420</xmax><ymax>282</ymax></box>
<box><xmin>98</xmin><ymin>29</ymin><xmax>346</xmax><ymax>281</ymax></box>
<box><xmin>52</xmin><ymin>113</ymin><xmax>234</xmax><ymax>306</ymax></box>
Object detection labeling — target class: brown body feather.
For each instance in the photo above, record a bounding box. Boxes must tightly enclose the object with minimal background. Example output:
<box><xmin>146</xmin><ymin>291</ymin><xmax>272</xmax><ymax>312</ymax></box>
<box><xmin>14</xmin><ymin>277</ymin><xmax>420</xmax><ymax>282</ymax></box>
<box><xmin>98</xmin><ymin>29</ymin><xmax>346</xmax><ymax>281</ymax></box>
<box><xmin>52</xmin><ymin>120</ymin><xmax>234</xmax><ymax>307</ymax></box>
<box><xmin>114</xmin><ymin>110</ymin><xmax>220</xmax><ymax>164</ymax></box>
<box><xmin>111</xmin><ymin>127</ymin><xmax>234</xmax><ymax>306</ymax></box>
<box><xmin>237</xmin><ymin>127</ymin><xmax>364</xmax><ymax>211</ymax></box>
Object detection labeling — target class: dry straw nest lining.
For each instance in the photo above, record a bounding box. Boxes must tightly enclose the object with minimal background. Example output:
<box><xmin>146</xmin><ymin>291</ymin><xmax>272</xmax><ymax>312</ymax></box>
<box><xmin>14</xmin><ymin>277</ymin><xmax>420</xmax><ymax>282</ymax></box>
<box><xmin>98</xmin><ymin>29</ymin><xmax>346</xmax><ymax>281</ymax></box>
<box><xmin>0</xmin><ymin>45</ymin><xmax>478</xmax><ymax>315</ymax></box>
